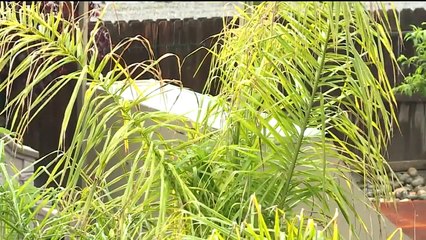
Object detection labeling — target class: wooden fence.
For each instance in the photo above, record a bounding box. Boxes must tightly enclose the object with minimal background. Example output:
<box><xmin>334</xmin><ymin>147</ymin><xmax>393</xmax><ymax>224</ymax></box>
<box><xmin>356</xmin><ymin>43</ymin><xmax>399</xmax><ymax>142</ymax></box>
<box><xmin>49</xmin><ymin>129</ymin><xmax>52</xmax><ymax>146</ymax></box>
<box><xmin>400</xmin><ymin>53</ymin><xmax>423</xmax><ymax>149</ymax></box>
<box><xmin>384</xmin><ymin>8</ymin><xmax>426</xmax><ymax>171</ymax></box>
<box><xmin>10</xmin><ymin>7</ymin><xmax>426</xmax><ymax>186</ymax></box>
<box><xmin>29</xmin><ymin>16</ymin><xmax>231</xmax><ymax>187</ymax></box>
<box><xmin>89</xmin><ymin>17</ymin><xmax>230</xmax><ymax>94</ymax></box>
<box><xmin>90</xmin><ymin>9</ymin><xmax>426</xmax><ymax>168</ymax></box>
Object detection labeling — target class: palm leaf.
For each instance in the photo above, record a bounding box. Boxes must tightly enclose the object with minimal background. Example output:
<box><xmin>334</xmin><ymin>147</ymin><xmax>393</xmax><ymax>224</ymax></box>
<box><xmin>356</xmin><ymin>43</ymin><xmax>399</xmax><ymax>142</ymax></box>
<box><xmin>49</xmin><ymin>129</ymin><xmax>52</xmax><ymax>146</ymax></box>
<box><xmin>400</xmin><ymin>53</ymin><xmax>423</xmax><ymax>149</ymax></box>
<box><xmin>0</xmin><ymin>1</ymin><xmax>401</xmax><ymax>239</ymax></box>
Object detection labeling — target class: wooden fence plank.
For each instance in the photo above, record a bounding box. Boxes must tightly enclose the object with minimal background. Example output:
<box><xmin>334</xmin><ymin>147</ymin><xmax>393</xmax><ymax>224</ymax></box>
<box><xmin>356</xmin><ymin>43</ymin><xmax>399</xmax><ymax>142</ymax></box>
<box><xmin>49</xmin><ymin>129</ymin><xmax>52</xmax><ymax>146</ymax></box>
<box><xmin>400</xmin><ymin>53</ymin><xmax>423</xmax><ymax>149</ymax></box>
<box><xmin>158</xmin><ymin>19</ymin><xmax>175</xmax><ymax>81</ymax></box>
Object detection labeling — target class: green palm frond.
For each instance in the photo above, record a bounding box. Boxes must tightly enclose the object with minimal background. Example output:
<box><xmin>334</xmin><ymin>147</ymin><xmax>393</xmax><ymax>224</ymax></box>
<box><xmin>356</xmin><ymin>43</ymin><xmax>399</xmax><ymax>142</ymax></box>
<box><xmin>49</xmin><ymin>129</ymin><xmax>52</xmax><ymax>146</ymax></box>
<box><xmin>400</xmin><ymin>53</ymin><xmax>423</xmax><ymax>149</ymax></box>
<box><xmin>201</xmin><ymin>1</ymin><xmax>400</xmax><ymax>237</ymax></box>
<box><xmin>0</xmin><ymin>1</ymin><xmax>401</xmax><ymax>240</ymax></box>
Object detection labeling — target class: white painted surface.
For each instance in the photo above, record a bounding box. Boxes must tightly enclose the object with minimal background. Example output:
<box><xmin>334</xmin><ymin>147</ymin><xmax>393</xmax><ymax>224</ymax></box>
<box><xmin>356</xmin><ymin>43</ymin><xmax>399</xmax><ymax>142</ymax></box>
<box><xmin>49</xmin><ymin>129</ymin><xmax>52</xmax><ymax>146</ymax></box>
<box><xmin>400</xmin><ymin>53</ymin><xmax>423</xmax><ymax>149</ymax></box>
<box><xmin>95</xmin><ymin>2</ymin><xmax>426</xmax><ymax>23</ymax></box>
<box><xmin>0</xmin><ymin>134</ymin><xmax>39</xmax><ymax>185</ymax></box>
<box><xmin>112</xmin><ymin>80</ymin><xmax>223</xmax><ymax>130</ymax></box>
<box><xmin>379</xmin><ymin>2</ymin><xmax>426</xmax><ymax>10</ymax></box>
<box><xmin>112</xmin><ymin>79</ymin><xmax>321</xmax><ymax>137</ymax></box>
<box><xmin>95</xmin><ymin>1</ymin><xmax>244</xmax><ymax>22</ymax></box>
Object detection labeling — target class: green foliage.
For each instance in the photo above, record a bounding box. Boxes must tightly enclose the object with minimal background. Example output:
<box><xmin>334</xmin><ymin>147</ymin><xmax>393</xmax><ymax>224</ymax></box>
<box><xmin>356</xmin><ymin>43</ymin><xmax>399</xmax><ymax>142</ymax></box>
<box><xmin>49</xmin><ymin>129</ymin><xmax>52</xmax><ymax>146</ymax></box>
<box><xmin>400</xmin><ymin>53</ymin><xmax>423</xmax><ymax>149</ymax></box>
<box><xmin>395</xmin><ymin>23</ymin><xmax>426</xmax><ymax>96</ymax></box>
<box><xmin>207</xmin><ymin>194</ymin><xmax>340</xmax><ymax>240</ymax></box>
<box><xmin>0</xmin><ymin>1</ymin><xmax>402</xmax><ymax>240</ymax></box>
<box><xmin>206</xmin><ymin>0</ymin><xmax>399</xmax><ymax>225</ymax></box>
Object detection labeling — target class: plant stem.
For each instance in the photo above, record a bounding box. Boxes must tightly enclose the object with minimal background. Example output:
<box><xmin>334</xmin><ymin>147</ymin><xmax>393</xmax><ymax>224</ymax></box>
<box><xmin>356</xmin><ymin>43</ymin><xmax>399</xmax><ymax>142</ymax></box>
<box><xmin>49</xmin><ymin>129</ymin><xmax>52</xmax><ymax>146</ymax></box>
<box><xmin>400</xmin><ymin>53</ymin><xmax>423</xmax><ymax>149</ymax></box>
<box><xmin>281</xmin><ymin>18</ymin><xmax>332</xmax><ymax>204</ymax></box>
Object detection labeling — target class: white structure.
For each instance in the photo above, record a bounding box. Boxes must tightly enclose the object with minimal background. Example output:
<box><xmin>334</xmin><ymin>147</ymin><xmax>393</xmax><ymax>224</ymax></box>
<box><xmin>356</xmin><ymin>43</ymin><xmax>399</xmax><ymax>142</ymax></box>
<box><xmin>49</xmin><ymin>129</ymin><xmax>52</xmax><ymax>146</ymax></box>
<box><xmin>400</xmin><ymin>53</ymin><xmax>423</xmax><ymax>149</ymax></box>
<box><xmin>95</xmin><ymin>1</ymin><xmax>244</xmax><ymax>22</ymax></box>
<box><xmin>105</xmin><ymin>79</ymin><xmax>321</xmax><ymax>138</ymax></box>
<box><xmin>380</xmin><ymin>2</ymin><xmax>426</xmax><ymax>10</ymax></box>
<box><xmin>96</xmin><ymin>2</ymin><xmax>426</xmax><ymax>23</ymax></box>
<box><xmin>0</xmin><ymin>134</ymin><xmax>39</xmax><ymax>185</ymax></box>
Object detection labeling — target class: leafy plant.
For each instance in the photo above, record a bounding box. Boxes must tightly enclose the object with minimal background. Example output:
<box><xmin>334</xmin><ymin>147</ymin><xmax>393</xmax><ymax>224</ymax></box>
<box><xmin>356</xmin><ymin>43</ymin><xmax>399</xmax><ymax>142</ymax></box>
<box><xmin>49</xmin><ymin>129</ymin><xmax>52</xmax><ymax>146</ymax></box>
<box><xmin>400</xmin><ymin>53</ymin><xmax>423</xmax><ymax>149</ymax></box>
<box><xmin>205</xmin><ymin>0</ymin><xmax>400</xmax><ymax>223</ymax></box>
<box><xmin>0</xmin><ymin>1</ymin><xmax>402</xmax><ymax>240</ymax></box>
<box><xmin>206</xmin><ymin>194</ymin><xmax>404</xmax><ymax>240</ymax></box>
<box><xmin>394</xmin><ymin>23</ymin><xmax>426</xmax><ymax>96</ymax></box>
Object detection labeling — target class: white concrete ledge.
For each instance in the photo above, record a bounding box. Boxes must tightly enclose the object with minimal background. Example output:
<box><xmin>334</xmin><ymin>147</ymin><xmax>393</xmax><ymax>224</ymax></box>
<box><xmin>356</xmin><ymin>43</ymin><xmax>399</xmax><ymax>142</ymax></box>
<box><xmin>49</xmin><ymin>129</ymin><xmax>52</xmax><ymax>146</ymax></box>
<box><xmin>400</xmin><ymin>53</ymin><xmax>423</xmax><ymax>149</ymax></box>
<box><xmin>0</xmin><ymin>133</ymin><xmax>39</xmax><ymax>185</ymax></box>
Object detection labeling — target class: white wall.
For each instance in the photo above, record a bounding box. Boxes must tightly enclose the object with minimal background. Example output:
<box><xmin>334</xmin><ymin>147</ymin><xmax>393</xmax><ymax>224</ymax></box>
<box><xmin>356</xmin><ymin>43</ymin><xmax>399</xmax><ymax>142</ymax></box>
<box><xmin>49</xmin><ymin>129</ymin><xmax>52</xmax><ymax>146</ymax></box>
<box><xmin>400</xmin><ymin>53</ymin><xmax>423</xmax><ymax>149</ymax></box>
<box><xmin>98</xmin><ymin>1</ymin><xmax>244</xmax><ymax>22</ymax></box>
<box><xmin>380</xmin><ymin>2</ymin><xmax>426</xmax><ymax>10</ymax></box>
<box><xmin>97</xmin><ymin>2</ymin><xmax>426</xmax><ymax>23</ymax></box>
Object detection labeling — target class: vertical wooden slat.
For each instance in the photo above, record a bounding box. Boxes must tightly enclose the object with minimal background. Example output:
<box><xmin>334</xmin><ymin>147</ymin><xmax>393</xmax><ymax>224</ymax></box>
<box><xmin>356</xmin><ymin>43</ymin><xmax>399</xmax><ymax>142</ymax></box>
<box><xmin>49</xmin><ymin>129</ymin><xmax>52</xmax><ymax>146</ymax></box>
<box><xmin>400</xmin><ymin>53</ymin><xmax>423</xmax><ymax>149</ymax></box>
<box><xmin>158</xmin><ymin>19</ymin><xmax>174</xmax><ymax>80</ymax></box>
<box><xmin>413</xmin><ymin>8</ymin><xmax>426</xmax><ymax>27</ymax></box>
<box><xmin>181</xmin><ymin>18</ymin><xmax>200</xmax><ymax>92</ymax></box>
<box><xmin>400</xmin><ymin>9</ymin><xmax>414</xmax><ymax>31</ymax></box>
<box><xmin>192</xmin><ymin>17</ymin><xmax>206</xmax><ymax>93</ymax></box>
<box><xmin>386</xmin><ymin>9</ymin><xmax>398</xmax><ymax>32</ymax></box>
<box><xmin>151</xmin><ymin>20</ymin><xmax>160</xmax><ymax>58</ymax></box>
<box><xmin>173</xmin><ymin>19</ymin><xmax>184</xmax><ymax>81</ymax></box>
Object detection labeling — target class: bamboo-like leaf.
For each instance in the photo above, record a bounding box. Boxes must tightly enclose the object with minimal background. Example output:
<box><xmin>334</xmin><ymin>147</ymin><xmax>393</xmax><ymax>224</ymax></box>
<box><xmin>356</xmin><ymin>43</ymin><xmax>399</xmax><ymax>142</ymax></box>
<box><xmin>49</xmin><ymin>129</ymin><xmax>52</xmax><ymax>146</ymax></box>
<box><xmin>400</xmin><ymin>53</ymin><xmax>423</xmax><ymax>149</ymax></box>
<box><xmin>0</xmin><ymin>2</ymin><xmax>402</xmax><ymax>239</ymax></box>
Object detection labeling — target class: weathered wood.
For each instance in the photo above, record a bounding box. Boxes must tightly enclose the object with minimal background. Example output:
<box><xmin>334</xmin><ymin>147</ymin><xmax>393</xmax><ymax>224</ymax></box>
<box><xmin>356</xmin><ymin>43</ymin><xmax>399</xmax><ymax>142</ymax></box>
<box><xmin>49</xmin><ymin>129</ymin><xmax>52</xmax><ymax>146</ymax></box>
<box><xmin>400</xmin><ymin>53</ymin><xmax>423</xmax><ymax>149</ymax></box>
<box><xmin>158</xmin><ymin>19</ymin><xmax>175</xmax><ymax>80</ymax></box>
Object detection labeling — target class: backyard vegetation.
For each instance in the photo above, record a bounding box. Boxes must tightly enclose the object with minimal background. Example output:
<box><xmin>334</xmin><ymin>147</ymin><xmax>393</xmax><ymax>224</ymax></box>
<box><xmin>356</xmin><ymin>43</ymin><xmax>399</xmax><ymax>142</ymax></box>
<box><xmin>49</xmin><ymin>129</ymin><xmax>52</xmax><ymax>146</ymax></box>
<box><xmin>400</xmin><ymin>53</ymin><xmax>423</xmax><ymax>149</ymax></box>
<box><xmin>395</xmin><ymin>23</ymin><xmax>426</xmax><ymax>96</ymax></box>
<box><xmin>0</xmin><ymin>1</ymin><xmax>404</xmax><ymax>239</ymax></box>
